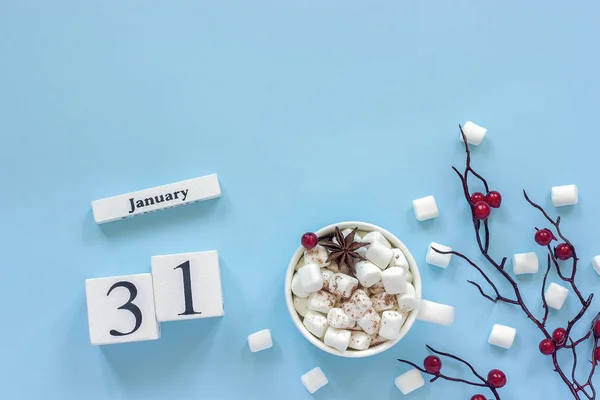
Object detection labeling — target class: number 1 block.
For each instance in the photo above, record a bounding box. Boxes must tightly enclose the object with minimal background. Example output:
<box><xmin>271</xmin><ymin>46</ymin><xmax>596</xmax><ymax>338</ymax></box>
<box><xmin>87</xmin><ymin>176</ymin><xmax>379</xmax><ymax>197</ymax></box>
<box><xmin>85</xmin><ymin>273</ymin><xmax>161</xmax><ymax>345</ymax></box>
<box><xmin>151</xmin><ymin>250</ymin><xmax>224</xmax><ymax>322</ymax></box>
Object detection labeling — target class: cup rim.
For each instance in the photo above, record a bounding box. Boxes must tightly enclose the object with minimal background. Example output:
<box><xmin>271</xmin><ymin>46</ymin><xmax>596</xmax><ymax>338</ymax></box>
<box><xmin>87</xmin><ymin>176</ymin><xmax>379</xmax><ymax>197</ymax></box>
<box><xmin>284</xmin><ymin>221</ymin><xmax>422</xmax><ymax>358</ymax></box>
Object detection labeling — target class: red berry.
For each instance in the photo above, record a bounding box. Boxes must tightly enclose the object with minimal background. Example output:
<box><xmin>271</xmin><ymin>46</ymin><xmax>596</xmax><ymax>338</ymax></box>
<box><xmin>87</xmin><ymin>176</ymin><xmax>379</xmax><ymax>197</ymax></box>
<box><xmin>301</xmin><ymin>232</ymin><xmax>318</xmax><ymax>250</ymax></box>
<box><xmin>486</xmin><ymin>191</ymin><xmax>502</xmax><ymax>208</ymax></box>
<box><xmin>555</xmin><ymin>243</ymin><xmax>573</xmax><ymax>260</ymax></box>
<box><xmin>471</xmin><ymin>192</ymin><xmax>486</xmax><ymax>205</ymax></box>
<box><xmin>535</xmin><ymin>228</ymin><xmax>555</xmax><ymax>246</ymax></box>
<box><xmin>487</xmin><ymin>369</ymin><xmax>507</xmax><ymax>388</ymax></box>
<box><xmin>594</xmin><ymin>321</ymin><xmax>600</xmax><ymax>337</ymax></box>
<box><xmin>473</xmin><ymin>201</ymin><xmax>491</xmax><ymax>220</ymax></box>
<box><xmin>539</xmin><ymin>338</ymin><xmax>556</xmax><ymax>355</ymax></box>
<box><xmin>423</xmin><ymin>355</ymin><xmax>442</xmax><ymax>374</ymax></box>
<box><xmin>594</xmin><ymin>347</ymin><xmax>600</xmax><ymax>362</ymax></box>
<box><xmin>552</xmin><ymin>328</ymin><xmax>567</xmax><ymax>347</ymax></box>
<box><xmin>471</xmin><ymin>395</ymin><xmax>487</xmax><ymax>400</ymax></box>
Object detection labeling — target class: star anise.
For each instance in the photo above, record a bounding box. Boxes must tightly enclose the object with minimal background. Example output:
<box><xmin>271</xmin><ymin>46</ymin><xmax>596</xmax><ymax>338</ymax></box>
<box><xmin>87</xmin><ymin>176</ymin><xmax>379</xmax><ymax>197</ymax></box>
<box><xmin>320</xmin><ymin>227</ymin><xmax>369</xmax><ymax>273</ymax></box>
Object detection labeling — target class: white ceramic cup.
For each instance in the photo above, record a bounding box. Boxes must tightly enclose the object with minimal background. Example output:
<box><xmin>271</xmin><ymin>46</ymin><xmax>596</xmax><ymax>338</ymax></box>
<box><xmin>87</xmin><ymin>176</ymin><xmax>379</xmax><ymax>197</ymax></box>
<box><xmin>284</xmin><ymin>221</ymin><xmax>422</xmax><ymax>358</ymax></box>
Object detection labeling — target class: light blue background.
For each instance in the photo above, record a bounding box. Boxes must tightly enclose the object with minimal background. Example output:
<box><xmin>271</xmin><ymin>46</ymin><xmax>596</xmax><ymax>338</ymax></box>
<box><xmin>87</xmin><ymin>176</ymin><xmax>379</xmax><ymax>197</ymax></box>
<box><xmin>1</xmin><ymin>1</ymin><xmax>599</xmax><ymax>399</ymax></box>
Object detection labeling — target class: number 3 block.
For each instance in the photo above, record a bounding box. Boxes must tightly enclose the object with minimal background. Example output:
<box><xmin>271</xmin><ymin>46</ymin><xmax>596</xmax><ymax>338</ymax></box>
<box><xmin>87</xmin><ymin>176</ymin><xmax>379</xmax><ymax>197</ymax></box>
<box><xmin>151</xmin><ymin>250</ymin><xmax>224</xmax><ymax>322</ymax></box>
<box><xmin>85</xmin><ymin>273</ymin><xmax>161</xmax><ymax>345</ymax></box>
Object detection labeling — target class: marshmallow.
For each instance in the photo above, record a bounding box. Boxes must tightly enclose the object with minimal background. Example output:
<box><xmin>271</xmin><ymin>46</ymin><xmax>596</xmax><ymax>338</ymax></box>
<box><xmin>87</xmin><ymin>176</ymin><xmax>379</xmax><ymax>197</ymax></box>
<box><xmin>321</xmin><ymin>268</ymin><xmax>334</xmax><ymax>290</ymax></box>
<box><xmin>357</xmin><ymin>307</ymin><xmax>382</xmax><ymax>334</ymax></box>
<box><xmin>324</xmin><ymin>326</ymin><xmax>352</xmax><ymax>352</ymax></box>
<box><xmin>551</xmin><ymin>184</ymin><xmax>578</xmax><ymax>207</ymax></box>
<box><xmin>366</xmin><ymin>241</ymin><xmax>394</xmax><ymax>270</ymax></box>
<box><xmin>325</xmin><ymin>262</ymin><xmax>340</xmax><ymax>273</ymax></box>
<box><xmin>406</xmin><ymin>270</ymin><xmax>414</xmax><ymax>283</ymax></box>
<box><xmin>593</xmin><ymin>256</ymin><xmax>600</xmax><ymax>275</ymax></box>
<box><xmin>371</xmin><ymin>292</ymin><xmax>398</xmax><ymax>312</ymax></box>
<box><xmin>349</xmin><ymin>331</ymin><xmax>371</xmax><ymax>350</ymax></box>
<box><xmin>303</xmin><ymin>310</ymin><xmax>328</xmax><ymax>338</ymax></box>
<box><xmin>329</xmin><ymin>273</ymin><xmax>359</xmax><ymax>298</ymax></box>
<box><xmin>397</xmin><ymin>282</ymin><xmax>418</xmax><ymax>312</ymax></box>
<box><xmin>298</xmin><ymin>263</ymin><xmax>323</xmax><ymax>293</ymax></box>
<box><xmin>291</xmin><ymin>273</ymin><xmax>309</xmax><ymax>298</ymax></box>
<box><xmin>301</xmin><ymin>367</ymin><xmax>328</xmax><ymax>394</ymax></box>
<box><xmin>412</xmin><ymin>195</ymin><xmax>439</xmax><ymax>221</ymax></box>
<box><xmin>513</xmin><ymin>252</ymin><xmax>539</xmax><ymax>275</ymax></box>
<box><xmin>460</xmin><ymin>121</ymin><xmax>487</xmax><ymax>146</ymax></box>
<box><xmin>304</xmin><ymin>245</ymin><xmax>330</xmax><ymax>268</ymax></box>
<box><xmin>545</xmin><ymin>282</ymin><xmax>569</xmax><ymax>310</ymax></box>
<box><xmin>342</xmin><ymin>289</ymin><xmax>372</xmax><ymax>320</ymax></box>
<box><xmin>369</xmin><ymin>280</ymin><xmax>386</xmax><ymax>295</ymax></box>
<box><xmin>361</xmin><ymin>231</ymin><xmax>392</xmax><ymax>248</ymax></box>
<box><xmin>381</xmin><ymin>267</ymin><xmax>407</xmax><ymax>295</ymax></box>
<box><xmin>379</xmin><ymin>310</ymin><xmax>404</xmax><ymax>340</ymax></box>
<box><xmin>293</xmin><ymin>295</ymin><xmax>309</xmax><ymax>317</ymax></box>
<box><xmin>389</xmin><ymin>248</ymin><xmax>409</xmax><ymax>270</ymax></box>
<box><xmin>327</xmin><ymin>308</ymin><xmax>356</xmax><ymax>329</ymax></box>
<box><xmin>247</xmin><ymin>329</ymin><xmax>273</xmax><ymax>352</ymax></box>
<box><xmin>488</xmin><ymin>324</ymin><xmax>517</xmax><ymax>349</ymax></box>
<box><xmin>426</xmin><ymin>242</ymin><xmax>452</xmax><ymax>268</ymax></box>
<box><xmin>417</xmin><ymin>299</ymin><xmax>454</xmax><ymax>326</ymax></box>
<box><xmin>395</xmin><ymin>368</ymin><xmax>425</xmax><ymax>395</ymax></box>
<box><xmin>370</xmin><ymin>333</ymin><xmax>388</xmax><ymax>346</ymax></box>
<box><xmin>307</xmin><ymin>290</ymin><xmax>339</xmax><ymax>314</ymax></box>
<box><xmin>355</xmin><ymin>261</ymin><xmax>383</xmax><ymax>287</ymax></box>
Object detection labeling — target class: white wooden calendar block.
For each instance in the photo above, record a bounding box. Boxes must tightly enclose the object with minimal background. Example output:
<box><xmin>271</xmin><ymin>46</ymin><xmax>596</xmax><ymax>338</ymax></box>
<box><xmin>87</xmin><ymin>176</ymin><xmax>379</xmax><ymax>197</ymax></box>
<box><xmin>85</xmin><ymin>273</ymin><xmax>161</xmax><ymax>345</ymax></box>
<box><xmin>91</xmin><ymin>174</ymin><xmax>221</xmax><ymax>224</ymax></box>
<box><xmin>151</xmin><ymin>250</ymin><xmax>224</xmax><ymax>322</ymax></box>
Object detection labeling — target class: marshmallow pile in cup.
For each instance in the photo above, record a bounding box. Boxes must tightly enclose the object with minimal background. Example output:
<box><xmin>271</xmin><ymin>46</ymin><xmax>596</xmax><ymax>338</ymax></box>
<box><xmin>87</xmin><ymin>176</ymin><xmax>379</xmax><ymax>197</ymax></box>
<box><xmin>291</xmin><ymin>227</ymin><xmax>418</xmax><ymax>354</ymax></box>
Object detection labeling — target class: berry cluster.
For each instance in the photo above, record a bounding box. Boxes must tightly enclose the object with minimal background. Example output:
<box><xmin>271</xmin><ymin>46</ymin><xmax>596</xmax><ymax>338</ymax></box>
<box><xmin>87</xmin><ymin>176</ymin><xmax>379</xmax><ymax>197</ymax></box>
<box><xmin>470</xmin><ymin>191</ymin><xmax>502</xmax><ymax>220</ymax></box>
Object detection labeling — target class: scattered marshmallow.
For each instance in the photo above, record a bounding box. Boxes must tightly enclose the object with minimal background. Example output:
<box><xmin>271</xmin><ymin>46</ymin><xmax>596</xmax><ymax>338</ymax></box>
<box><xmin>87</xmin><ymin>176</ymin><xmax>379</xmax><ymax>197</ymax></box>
<box><xmin>355</xmin><ymin>261</ymin><xmax>383</xmax><ymax>287</ymax></box>
<box><xmin>397</xmin><ymin>282</ymin><xmax>418</xmax><ymax>312</ymax></box>
<box><xmin>371</xmin><ymin>292</ymin><xmax>397</xmax><ymax>312</ymax></box>
<box><xmin>381</xmin><ymin>267</ymin><xmax>407</xmax><ymax>295</ymax></box>
<box><xmin>304</xmin><ymin>245</ymin><xmax>330</xmax><ymax>268</ymax></box>
<box><xmin>349</xmin><ymin>331</ymin><xmax>371</xmax><ymax>350</ymax></box>
<box><xmin>327</xmin><ymin>308</ymin><xmax>356</xmax><ymax>329</ymax></box>
<box><xmin>342</xmin><ymin>289</ymin><xmax>372</xmax><ymax>320</ymax></box>
<box><xmin>324</xmin><ymin>326</ymin><xmax>352</xmax><ymax>352</ymax></box>
<box><xmin>307</xmin><ymin>290</ymin><xmax>339</xmax><ymax>314</ymax></box>
<box><xmin>293</xmin><ymin>295</ymin><xmax>309</xmax><ymax>317</ymax></box>
<box><xmin>301</xmin><ymin>367</ymin><xmax>328</xmax><ymax>394</ymax></box>
<box><xmin>389</xmin><ymin>248</ymin><xmax>409</xmax><ymax>270</ymax></box>
<box><xmin>513</xmin><ymin>252</ymin><xmax>539</xmax><ymax>275</ymax></box>
<box><xmin>370</xmin><ymin>333</ymin><xmax>388</xmax><ymax>346</ymax></box>
<box><xmin>412</xmin><ymin>195</ymin><xmax>439</xmax><ymax>221</ymax></box>
<box><xmin>545</xmin><ymin>282</ymin><xmax>569</xmax><ymax>310</ymax></box>
<box><xmin>369</xmin><ymin>280</ymin><xmax>385</xmax><ymax>295</ymax></box>
<box><xmin>592</xmin><ymin>256</ymin><xmax>600</xmax><ymax>275</ymax></box>
<box><xmin>303</xmin><ymin>310</ymin><xmax>329</xmax><ymax>338</ymax></box>
<box><xmin>406</xmin><ymin>270</ymin><xmax>414</xmax><ymax>283</ymax></box>
<box><xmin>321</xmin><ymin>269</ymin><xmax>334</xmax><ymax>290</ymax></box>
<box><xmin>291</xmin><ymin>273</ymin><xmax>309</xmax><ymax>298</ymax></box>
<box><xmin>460</xmin><ymin>121</ymin><xmax>487</xmax><ymax>146</ymax></box>
<box><xmin>329</xmin><ymin>273</ymin><xmax>359</xmax><ymax>298</ymax></box>
<box><xmin>426</xmin><ymin>242</ymin><xmax>452</xmax><ymax>268</ymax></box>
<box><xmin>357</xmin><ymin>307</ymin><xmax>382</xmax><ymax>334</ymax></box>
<box><xmin>395</xmin><ymin>368</ymin><xmax>425</xmax><ymax>395</ymax></box>
<box><xmin>366</xmin><ymin>241</ymin><xmax>394</xmax><ymax>270</ymax></box>
<box><xmin>488</xmin><ymin>324</ymin><xmax>517</xmax><ymax>349</ymax></box>
<box><xmin>379</xmin><ymin>310</ymin><xmax>404</xmax><ymax>340</ymax></box>
<box><xmin>361</xmin><ymin>231</ymin><xmax>392</xmax><ymax>248</ymax></box>
<box><xmin>247</xmin><ymin>329</ymin><xmax>273</xmax><ymax>352</ymax></box>
<box><xmin>298</xmin><ymin>263</ymin><xmax>323</xmax><ymax>293</ymax></box>
<box><xmin>551</xmin><ymin>184</ymin><xmax>578</xmax><ymax>207</ymax></box>
<box><xmin>417</xmin><ymin>299</ymin><xmax>454</xmax><ymax>326</ymax></box>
